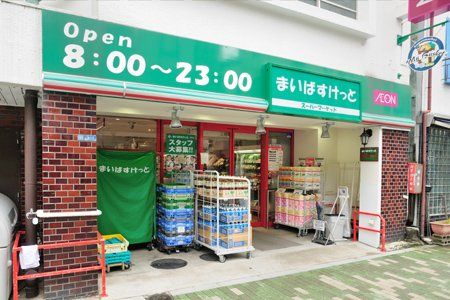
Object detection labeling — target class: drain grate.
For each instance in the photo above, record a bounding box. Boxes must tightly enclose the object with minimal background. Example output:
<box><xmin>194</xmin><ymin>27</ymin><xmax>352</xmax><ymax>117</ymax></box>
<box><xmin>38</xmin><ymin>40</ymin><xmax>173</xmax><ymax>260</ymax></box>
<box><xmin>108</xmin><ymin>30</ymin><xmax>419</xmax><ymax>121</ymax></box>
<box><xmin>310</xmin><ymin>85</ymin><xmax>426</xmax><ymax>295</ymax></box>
<box><xmin>150</xmin><ymin>258</ymin><xmax>187</xmax><ymax>269</ymax></box>
<box><xmin>199</xmin><ymin>253</ymin><xmax>219</xmax><ymax>262</ymax></box>
<box><xmin>145</xmin><ymin>293</ymin><xmax>174</xmax><ymax>300</ymax></box>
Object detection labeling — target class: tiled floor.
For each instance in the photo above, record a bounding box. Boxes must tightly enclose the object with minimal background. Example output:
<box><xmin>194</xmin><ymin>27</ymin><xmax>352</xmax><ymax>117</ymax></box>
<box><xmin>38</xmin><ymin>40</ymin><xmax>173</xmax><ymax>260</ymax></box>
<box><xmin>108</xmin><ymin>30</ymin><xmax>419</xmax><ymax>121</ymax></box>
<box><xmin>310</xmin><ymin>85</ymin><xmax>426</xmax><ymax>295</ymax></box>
<box><xmin>176</xmin><ymin>246</ymin><xmax>450</xmax><ymax>300</ymax></box>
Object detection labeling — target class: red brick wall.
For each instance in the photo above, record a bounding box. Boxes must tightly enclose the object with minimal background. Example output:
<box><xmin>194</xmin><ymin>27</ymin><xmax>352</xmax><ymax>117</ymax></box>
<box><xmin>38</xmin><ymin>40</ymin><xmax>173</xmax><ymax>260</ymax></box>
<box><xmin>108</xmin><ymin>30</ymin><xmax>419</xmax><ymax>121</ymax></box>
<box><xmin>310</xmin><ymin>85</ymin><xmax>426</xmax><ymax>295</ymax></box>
<box><xmin>41</xmin><ymin>92</ymin><xmax>98</xmax><ymax>299</ymax></box>
<box><xmin>0</xmin><ymin>105</ymin><xmax>42</xmax><ymax>224</ymax></box>
<box><xmin>381</xmin><ymin>129</ymin><xmax>409</xmax><ymax>242</ymax></box>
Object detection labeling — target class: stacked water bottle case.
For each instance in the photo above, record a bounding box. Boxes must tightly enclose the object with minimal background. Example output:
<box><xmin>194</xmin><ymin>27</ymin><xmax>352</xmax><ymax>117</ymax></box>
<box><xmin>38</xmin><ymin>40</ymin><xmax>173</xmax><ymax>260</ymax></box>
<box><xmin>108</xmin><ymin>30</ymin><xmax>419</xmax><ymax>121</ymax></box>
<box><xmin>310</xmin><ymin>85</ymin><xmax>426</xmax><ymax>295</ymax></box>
<box><xmin>194</xmin><ymin>171</ymin><xmax>254</xmax><ymax>263</ymax></box>
<box><xmin>197</xmin><ymin>204</ymin><xmax>251</xmax><ymax>249</ymax></box>
<box><xmin>157</xmin><ymin>183</ymin><xmax>195</xmax><ymax>254</ymax></box>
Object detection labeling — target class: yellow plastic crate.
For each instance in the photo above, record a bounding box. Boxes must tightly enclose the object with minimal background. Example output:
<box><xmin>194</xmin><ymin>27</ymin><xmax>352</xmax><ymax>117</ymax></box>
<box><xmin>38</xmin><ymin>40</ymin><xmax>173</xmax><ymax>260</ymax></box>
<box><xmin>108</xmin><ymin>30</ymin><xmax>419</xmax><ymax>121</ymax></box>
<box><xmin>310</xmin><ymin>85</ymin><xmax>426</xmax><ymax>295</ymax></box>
<box><xmin>98</xmin><ymin>234</ymin><xmax>129</xmax><ymax>254</ymax></box>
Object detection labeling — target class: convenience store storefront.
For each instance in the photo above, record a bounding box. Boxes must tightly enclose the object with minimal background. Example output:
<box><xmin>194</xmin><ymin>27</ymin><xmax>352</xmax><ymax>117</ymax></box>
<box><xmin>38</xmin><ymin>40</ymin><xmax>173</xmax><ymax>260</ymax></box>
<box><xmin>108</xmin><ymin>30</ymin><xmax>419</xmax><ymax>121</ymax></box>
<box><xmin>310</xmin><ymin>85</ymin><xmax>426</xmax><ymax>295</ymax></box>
<box><xmin>26</xmin><ymin>9</ymin><xmax>415</xmax><ymax>298</ymax></box>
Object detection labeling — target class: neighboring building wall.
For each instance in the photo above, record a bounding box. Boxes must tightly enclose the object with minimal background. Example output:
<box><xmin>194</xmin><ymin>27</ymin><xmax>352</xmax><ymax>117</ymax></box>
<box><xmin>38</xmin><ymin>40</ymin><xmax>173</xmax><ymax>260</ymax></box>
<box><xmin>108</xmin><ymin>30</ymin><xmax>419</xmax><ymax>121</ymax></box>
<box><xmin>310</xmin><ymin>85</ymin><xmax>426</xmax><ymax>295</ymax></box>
<box><xmin>41</xmin><ymin>92</ymin><xmax>98</xmax><ymax>299</ymax></box>
<box><xmin>381</xmin><ymin>129</ymin><xmax>409</xmax><ymax>242</ymax></box>
<box><xmin>0</xmin><ymin>105</ymin><xmax>42</xmax><ymax>223</ymax></box>
<box><xmin>0</xmin><ymin>105</ymin><xmax>24</xmax><ymax>128</ymax></box>
<box><xmin>428</xmin><ymin>12</ymin><xmax>450</xmax><ymax>115</ymax></box>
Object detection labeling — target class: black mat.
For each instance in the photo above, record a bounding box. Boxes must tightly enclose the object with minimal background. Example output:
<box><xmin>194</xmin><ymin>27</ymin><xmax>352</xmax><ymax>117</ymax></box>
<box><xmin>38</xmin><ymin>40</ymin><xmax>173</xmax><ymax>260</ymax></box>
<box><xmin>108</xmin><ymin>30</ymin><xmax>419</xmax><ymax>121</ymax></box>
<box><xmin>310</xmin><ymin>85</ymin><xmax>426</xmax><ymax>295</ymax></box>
<box><xmin>150</xmin><ymin>259</ymin><xmax>187</xmax><ymax>269</ymax></box>
<box><xmin>199</xmin><ymin>252</ymin><xmax>219</xmax><ymax>262</ymax></box>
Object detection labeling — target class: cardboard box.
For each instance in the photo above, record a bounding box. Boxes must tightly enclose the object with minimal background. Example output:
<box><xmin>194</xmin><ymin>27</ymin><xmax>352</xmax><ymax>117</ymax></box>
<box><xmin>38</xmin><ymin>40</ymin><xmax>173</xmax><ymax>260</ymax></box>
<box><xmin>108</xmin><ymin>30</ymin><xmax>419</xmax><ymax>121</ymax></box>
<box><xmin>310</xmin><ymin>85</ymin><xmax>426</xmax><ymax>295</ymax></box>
<box><xmin>198</xmin><ymin>225</ymin><xmax>218</xmax><ymax>238</ymax></box>
<box><xmin>219</xmin><ymin>231</ymin><xmax>252</xmax><ymax>245</ymax></box>
<box><xmin>197</xmin><ymin>234</ymin><xmax>218</xmax><ymax>246</ymax></box>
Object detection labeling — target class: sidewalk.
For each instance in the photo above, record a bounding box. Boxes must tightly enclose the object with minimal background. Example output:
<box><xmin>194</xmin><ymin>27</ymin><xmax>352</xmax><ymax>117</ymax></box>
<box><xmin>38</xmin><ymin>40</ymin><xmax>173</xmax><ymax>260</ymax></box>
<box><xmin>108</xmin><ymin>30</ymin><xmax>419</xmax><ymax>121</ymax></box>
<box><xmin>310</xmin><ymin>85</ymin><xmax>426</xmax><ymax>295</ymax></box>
<box><xmin>105</xmin><ymin>230</ymin><xmax>380</xmax><ymax>299</ymax></box>
<box><xmin>176</xmin><ymin>246</ymin><xmax>450</xmax><ymax>300</ymax></box>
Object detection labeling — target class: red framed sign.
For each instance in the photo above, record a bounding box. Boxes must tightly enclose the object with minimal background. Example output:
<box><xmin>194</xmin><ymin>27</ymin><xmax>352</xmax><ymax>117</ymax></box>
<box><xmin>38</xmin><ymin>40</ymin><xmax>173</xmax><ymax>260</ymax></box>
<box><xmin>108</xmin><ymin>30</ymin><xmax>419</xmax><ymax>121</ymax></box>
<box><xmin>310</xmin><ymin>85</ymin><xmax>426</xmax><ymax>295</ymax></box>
<box><xmin>408</xmin><ymin>0</ymin><xmax>450</xmax><ymax>23</ymax></box>
<box><xmin>408</xmin><ymin>163</ymin><xmax>423</xmax><ymax>194</ymax></box>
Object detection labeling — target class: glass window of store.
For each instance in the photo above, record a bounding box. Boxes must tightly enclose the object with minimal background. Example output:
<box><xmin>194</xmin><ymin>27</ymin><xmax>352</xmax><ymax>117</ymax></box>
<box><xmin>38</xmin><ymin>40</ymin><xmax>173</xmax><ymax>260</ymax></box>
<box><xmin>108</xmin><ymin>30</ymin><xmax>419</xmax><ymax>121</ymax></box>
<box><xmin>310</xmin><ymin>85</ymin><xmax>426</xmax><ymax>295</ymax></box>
<box><xmin>97</xmin><ymin>116</ymin><xmax>157</xmax><ymax>151</ymax></box>
<box><xmin>269</xmin><ymin>131</ymin><xmax>292</xmax><ymax>167</ymax></box>
<box><xmin>266</xmin><ymin>131</ymin><xmax>293</xmax><ymax>223</ymax></box>
<box><xmin>234</xmin><ymin>133</ymin><xmax>261</xmax><ymax>221</ymax></box>
<box><xmin>202</xmin><ymin>130</ymin><xmax>230</xmax><ymax>175</ymax></box>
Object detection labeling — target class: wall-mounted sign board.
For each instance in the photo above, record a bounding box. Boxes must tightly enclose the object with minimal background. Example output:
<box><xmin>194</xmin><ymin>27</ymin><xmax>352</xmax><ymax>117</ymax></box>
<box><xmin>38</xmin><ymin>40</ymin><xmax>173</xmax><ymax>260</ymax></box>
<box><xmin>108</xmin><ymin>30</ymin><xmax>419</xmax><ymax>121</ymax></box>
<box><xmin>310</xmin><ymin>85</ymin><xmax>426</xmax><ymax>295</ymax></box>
<box><xmin>360</xmin><ymin>147</ymin><xmax>379</xmax><ymax>162</ymax></box>
<box><xmin>407</xmin><ymin>36</ymin><xmax>446</xmax><ymax>72</ymax></box>
<box><xmin>408</xmin><ymin>163</ymin><xmax>423</xmax><ymax>194</ymax></box>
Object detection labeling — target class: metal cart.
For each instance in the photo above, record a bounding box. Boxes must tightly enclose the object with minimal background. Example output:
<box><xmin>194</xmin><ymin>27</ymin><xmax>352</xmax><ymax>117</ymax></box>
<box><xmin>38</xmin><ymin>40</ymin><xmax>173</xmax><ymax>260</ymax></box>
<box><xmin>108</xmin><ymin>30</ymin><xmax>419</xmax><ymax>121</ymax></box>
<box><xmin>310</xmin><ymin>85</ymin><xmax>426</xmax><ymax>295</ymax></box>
<box><xmin>273</xmin><ymin>167</ymin><xmax>323</xmax><ymax>237</ymax></box>
<box><xmin>194</xmin><ymin>170</ymin><xmax>254</xmax><ymax>263</ymax></box>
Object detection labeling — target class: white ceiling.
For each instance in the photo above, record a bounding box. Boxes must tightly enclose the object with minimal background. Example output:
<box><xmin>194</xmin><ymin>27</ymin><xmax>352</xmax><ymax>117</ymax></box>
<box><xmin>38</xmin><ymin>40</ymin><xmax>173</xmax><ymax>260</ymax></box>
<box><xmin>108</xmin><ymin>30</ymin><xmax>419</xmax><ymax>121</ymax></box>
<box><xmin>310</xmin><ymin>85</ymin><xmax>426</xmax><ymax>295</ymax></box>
<box><xmin>97</xmin><ymin>96</ymin><xmax>364</xmax><ymax>130</ymax></box>
<box><xmin>0</xmin><ymin>84</ymin><xmax>25</xmax><ymax>107</ymax></box>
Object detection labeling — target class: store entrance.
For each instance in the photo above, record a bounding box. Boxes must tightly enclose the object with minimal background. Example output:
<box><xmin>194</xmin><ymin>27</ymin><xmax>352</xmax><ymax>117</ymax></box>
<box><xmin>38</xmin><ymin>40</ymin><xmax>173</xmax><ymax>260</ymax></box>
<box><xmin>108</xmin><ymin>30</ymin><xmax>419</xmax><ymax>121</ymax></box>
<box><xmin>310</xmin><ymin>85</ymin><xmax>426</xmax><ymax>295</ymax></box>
<box><xmin>201</xmin><ymin>124</ymin><xmax>264</xmax><ymax>225</ymax></box>
<box><xmin>234</xmin><ymin>131</ymin><xmax>261</xmax><ymax>223</ymax></box>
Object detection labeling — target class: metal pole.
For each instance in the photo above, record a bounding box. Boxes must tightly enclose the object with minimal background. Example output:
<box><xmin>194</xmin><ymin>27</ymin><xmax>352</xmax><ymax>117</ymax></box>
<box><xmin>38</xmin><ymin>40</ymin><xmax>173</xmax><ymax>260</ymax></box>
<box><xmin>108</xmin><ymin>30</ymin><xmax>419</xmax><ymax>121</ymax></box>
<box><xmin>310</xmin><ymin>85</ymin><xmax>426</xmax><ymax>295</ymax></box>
<box><xmin>24</xmin><ymin>90</ymin><xmax>38</xmax><ymax>246</ymax></box>
<box><xmin>420</xmin><ymin>13</ymin><xmax>434</xmax><ymax>237</ymax></box>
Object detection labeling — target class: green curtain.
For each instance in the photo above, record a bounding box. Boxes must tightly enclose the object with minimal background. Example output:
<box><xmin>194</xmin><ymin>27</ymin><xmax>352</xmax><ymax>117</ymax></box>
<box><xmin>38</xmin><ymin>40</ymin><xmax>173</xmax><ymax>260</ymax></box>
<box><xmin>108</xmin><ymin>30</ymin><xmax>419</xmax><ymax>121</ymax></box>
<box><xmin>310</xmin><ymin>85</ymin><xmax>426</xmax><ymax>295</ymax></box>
<box><xmin>97</xmin><ymin>150</ymin><xmax>156</xmax><ymax>244</ymax></box>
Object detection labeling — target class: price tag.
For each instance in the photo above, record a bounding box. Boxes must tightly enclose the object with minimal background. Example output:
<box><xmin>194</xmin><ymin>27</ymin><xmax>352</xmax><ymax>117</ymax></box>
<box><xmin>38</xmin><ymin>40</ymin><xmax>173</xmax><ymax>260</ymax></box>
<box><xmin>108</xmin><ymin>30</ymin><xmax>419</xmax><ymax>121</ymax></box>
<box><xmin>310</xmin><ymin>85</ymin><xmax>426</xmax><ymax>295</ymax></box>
<box><xmin>277</xmin><ymin>188</ymin><xmax>286</xmax><ymax>193</ymax></box>
<box><xmin>293</xmin><ymin>189</ymin><xmax>303</xmax><ymax>194</ymax></box>
<box><xmin>177</xmin><ymin>226</ymin><xmax>186</xmax><ymax>233</ymax></box>
<box><xmin>313</xmin><ymin>220</ymin><xmax>325</xmax><ymax>231</ymax></box>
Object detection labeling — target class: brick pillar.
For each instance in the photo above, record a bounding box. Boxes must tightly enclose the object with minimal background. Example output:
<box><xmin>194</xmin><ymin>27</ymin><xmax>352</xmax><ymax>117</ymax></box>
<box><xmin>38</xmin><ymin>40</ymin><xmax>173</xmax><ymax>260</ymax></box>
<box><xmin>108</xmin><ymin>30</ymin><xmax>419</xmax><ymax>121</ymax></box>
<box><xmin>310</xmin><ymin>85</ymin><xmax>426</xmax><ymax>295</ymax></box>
<box><xmin>381</xmin><ymin>129</ymin><xmax>409</xmax><ymax>242</ymax></box>
<box><xmin>41</xmin><ymin>92</ymin><xmax>98</xmax><ymax>299</ymax></box>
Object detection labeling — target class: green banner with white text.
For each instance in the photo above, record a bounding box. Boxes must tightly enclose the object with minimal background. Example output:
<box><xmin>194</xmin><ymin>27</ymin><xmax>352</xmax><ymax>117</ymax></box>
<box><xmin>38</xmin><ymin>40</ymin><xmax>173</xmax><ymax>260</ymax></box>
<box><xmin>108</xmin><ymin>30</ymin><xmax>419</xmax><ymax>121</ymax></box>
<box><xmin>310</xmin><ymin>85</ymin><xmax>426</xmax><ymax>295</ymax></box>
<box><xmin>97</xmin><ymin>150</ymin><xmax>156</xmax><ymax>244</ymax></box>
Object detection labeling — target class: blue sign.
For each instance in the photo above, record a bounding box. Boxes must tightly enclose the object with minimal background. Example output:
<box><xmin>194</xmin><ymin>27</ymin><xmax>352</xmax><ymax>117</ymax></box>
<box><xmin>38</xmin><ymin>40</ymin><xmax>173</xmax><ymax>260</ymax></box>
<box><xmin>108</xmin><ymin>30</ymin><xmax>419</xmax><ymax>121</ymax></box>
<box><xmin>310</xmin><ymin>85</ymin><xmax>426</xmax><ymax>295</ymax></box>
<box><xmin>407</xmin><ymin>36</ymin><xmax>446</xmax><ymax>72</ymax></box>
<box><xmin>77</xmin><ymin>134</ymin><xmax>97</xmax><ymax>142</ymax></box>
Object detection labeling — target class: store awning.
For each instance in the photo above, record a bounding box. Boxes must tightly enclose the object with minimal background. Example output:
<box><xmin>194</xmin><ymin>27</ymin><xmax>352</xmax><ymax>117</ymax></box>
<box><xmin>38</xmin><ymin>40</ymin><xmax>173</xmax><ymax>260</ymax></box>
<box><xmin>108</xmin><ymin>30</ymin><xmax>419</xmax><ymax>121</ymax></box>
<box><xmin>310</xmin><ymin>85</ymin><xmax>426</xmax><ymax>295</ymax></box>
<box><xmin>426</xmin><ymin>113</ymin><xmax>450</xmax><ymax>129</ymax></box>
<box><xmin>43</xmin><ymin>72</ymin><xmax>268</xmax><ymax>113</ymax></box>
<box><xmin>362</xmin><ymin>112</ymin><xmax>415</xmax><ymax>128</ymax></box>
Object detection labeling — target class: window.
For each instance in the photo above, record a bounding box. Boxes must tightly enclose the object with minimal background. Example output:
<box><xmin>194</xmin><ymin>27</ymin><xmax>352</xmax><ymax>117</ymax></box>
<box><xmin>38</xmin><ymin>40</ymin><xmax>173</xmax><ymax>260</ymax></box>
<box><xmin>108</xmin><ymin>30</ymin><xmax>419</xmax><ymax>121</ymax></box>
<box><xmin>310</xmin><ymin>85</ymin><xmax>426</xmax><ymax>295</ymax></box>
<box><xmin>299</xmin><ymin>0</ymin><xmax>357</xmax><ymax>19</ymax></box>
<box><xmin>97</xmin><ymin>116</ymin><xmax>157</xmax><ymax>151</ymax></box>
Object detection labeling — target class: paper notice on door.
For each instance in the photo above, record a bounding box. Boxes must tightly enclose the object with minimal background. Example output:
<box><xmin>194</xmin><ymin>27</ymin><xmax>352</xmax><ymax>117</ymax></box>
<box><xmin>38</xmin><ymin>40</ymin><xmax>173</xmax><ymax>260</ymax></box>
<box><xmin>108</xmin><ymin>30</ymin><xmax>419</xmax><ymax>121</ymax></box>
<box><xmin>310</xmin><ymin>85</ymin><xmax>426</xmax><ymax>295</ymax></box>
<box><xmin>200</xmin><ymin>152</ymin><xmax>209</xmax><ymax>164</ymax></box>
<box><xmin>268</xmin><ymin>145</ymin><xmax>283</xmax><ymax>172</ymax></box>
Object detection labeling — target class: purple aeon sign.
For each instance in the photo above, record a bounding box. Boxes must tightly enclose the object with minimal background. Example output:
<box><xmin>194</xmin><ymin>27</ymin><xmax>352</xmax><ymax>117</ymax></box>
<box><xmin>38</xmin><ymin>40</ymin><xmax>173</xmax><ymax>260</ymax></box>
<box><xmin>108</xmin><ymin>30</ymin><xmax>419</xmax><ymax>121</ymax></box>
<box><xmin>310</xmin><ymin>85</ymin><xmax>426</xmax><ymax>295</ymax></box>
<box><xmin>408</xmin><ymin>0</ymin><xmax>450</xmax><ymax>24</ymax></box>
<box><xmin>373</xmin><ymin>90</ymin><xmax>398</xmax><ymax>108</ymax></box>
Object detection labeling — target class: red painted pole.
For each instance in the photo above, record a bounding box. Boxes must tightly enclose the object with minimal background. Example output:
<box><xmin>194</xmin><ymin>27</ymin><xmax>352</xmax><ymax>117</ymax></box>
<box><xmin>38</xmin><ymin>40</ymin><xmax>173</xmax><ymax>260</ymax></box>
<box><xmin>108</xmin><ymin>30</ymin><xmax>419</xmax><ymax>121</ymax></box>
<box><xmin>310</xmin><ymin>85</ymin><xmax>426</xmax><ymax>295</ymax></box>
<box><xmin>100</xmin><ymin>234</ymin><xmax>108</xmax><ymax>297</ymax></box>
<box><xmin>260</xmin><ymin>132</ymin><xmax>269</xmax><ymax>227</ymax></box>
<box><xmin>352</xmin><ymin>210</ymin><xmax>357</xmax><ymax>242</ymax></box>
<box><xmin>13</xmin><ymin>240</ymin><xmax>19</xmax><ymax>300</ymax></box>
<box><xmin>197</xmin><ymin>123</ymin><xmax>204</xmax><ymax>171</ymax></box>
<box><xmin>381</xmin><ymin>217</ymin><xmax>386</xmax><ymax>252</ymax></box>
<box><xmin>229</xmin><ymin>129</ymin><xmax>235</xmax><ymax>175</ymax></box>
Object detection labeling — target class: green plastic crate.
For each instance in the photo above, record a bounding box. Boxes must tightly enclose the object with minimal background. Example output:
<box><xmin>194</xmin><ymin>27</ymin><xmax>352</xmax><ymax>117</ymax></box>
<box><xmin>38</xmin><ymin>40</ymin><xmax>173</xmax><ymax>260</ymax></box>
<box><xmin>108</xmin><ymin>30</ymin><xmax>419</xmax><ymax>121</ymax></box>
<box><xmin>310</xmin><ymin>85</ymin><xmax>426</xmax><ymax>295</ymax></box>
<box><xmin>160</xmin><ymin>201</ymin><xmax>194</xmax><ymax>210</ymax></box>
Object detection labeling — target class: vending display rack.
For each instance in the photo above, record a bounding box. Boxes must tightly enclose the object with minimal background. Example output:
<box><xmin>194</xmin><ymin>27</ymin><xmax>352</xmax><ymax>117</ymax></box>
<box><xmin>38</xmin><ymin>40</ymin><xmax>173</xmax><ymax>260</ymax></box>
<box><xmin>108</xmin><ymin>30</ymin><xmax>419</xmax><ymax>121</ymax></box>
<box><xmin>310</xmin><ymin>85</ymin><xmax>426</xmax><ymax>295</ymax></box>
<box><xmin>194</xmin><ymin>170</ymin><xmax>254</xmax><ymax>263</ymax></box>
<box><xmin>156</xmin><ymin>179</ymin><xmax>195</xmax><ymax>254</ymax></box>
<box><xmin>274</xmin><ymin>190</ymin><xmax>318</xmax><ymax>236</ymax></box>
<box><xmin>278</xmin><ymin>166</ymin><xmax>321</xmax><ymax>191</ymax></box>
<box><xmin>275</xmin><ymin>166</ymin><xmax>322</xmax><ymax>236</ymax></box>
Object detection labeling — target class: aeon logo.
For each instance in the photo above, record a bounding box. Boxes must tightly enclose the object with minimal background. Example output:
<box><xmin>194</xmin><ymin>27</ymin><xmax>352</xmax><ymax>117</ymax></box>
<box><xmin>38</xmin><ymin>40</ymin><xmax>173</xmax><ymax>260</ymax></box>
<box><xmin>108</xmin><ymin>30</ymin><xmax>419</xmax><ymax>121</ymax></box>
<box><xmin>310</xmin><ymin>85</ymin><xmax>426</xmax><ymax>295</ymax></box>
<box><xmin>373</xmin><ymin>90</ymin><xmax>398</xmax><ymax>108</ymax></box>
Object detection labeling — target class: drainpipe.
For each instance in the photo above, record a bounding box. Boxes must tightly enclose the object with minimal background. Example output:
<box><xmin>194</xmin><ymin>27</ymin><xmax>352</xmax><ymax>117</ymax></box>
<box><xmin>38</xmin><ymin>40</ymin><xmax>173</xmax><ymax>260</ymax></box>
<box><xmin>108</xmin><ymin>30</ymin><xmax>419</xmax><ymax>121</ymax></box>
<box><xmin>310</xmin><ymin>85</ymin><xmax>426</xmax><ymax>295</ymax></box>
<box><xmin>420</xmin><ymin>14</ymin><xmax>434</xmax><ymax>237</ymax></box>
<box><xmin>24</xmin><ymin>89</ymin><xmax>39</xmax><ymax>298</ymax></box>
<box><xmin>24</xmin><ymin>90</ymin><xmax>38</xmax><ymax>246</ymax></box>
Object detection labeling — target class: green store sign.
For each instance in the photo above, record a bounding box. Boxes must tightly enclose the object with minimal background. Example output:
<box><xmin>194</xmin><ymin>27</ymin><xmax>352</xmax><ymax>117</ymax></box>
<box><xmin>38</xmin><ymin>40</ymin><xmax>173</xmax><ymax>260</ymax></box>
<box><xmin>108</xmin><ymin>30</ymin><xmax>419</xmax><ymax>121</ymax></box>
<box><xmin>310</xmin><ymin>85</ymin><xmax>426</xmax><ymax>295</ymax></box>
<box><xmin>268</xmin><ymin>65</ymin><xmax>361</xmax><ymax>122</ymax></box>
<box><xmin>42</xmin><ymin>10</ymin><xmax>412</xmax><ymax>126</ymax></box>
<box><xmin>165</xmin><ymin>134</ymin><xmax>196</xmax><ymax>155</ymax></box>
